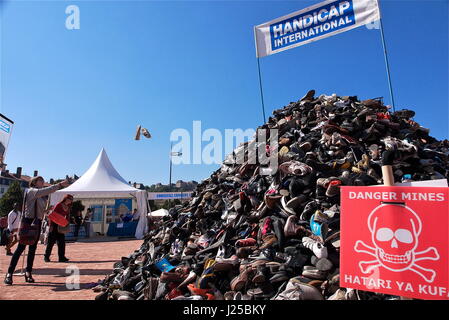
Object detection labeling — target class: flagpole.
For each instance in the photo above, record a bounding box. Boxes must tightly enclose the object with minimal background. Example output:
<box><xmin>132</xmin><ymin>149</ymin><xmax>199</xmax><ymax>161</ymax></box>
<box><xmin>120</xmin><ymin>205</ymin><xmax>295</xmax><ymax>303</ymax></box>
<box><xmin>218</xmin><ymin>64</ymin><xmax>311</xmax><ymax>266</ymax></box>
<box><xmin>254</xmin><ymin>27</ymin><xmax>267</xmax><ymax>123</ymax></box>
<box><xmin>377</xmin><ymin>1</ymin><xmax>396</xmax><ymax>112</ymax></box>
<box><xmin>256</xmin><ymin>57</ymin><xmax>267</xmax><ymax>123</ymax></box>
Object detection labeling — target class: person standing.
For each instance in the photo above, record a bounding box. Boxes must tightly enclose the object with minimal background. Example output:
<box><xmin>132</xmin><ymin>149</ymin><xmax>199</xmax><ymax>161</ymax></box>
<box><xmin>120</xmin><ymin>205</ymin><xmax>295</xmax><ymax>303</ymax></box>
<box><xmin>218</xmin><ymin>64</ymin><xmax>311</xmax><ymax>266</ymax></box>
<box><xmin>72</xmin><ymin>209</ymin><xmax>83</xmax><ymax>241</ymax></box>
<box><xmin>83</xmin><ymin>208</ymin><xmax>92</xmax><ymax>238</ymax></box>
<box><xmin>44</xmin><ymin>194</ymin><xmax>73</xmax><ymax>262</ymax></box>
<box><xmin>4</xmin><ymin>176</ymin><xmax>69</xmax><ymax>285</ymax></box>
<box><xmin>132</xmin><ymin>208</ymin><xmax>140</xmax><ymax>221</ymax></box>
<box><xmin>5</xmin><ymin>203</ymin><xmax>21</xmax><ymax>256</ymax></box>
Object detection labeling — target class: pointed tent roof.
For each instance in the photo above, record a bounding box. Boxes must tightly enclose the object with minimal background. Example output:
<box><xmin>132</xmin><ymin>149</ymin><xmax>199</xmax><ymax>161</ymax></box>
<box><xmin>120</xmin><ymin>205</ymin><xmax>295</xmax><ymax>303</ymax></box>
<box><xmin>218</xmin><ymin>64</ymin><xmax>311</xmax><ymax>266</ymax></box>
<box><xmin>53</xmin><ymin>148</ymin><xmax>138</xmax><ymax>199</ymax></box>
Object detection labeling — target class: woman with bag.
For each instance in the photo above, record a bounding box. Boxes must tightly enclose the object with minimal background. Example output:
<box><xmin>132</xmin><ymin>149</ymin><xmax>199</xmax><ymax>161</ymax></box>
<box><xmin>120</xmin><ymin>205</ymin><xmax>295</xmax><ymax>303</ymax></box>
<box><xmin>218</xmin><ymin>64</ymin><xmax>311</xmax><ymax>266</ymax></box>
<box><xmin>44</xmin><ymin>194</ymin><xmax>73</xmax><ymax>262</ymax></box>
<box><xmin>4</xmin><ymin>176</ymin><xmax>69</xmax><ymax>285</ymax></box>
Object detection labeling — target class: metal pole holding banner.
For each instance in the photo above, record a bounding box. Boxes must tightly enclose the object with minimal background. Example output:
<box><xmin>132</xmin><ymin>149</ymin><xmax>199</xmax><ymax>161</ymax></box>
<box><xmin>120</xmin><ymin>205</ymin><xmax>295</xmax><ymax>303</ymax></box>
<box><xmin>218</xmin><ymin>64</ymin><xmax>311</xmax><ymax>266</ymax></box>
<box><xmin>254</xmin><ymin>0</ymin><xmax>394</xmax><ymax>113</ymax></box>
<box><xmin>169</xmin><ymin>142</ymin><xmax>173</xmax><ymax>207</ymax></box>
<box><xmin>169</xmin><ymin>144</ymin><xmax>182</xmax><ymax>208</ymax></box>
<box><xmin>377</xmin><ymin>0</ymin><xmax>396</xmax><ymax>112</ymax></box>
<box><xmin>256</xmin><ymin>57</ymin><xmax>267</xmax><ymax>124</ymax></box>
<box><xmin>254</xmin><ymin>27</ymin><xmax>267</xmax><ymax>124</ymax></box>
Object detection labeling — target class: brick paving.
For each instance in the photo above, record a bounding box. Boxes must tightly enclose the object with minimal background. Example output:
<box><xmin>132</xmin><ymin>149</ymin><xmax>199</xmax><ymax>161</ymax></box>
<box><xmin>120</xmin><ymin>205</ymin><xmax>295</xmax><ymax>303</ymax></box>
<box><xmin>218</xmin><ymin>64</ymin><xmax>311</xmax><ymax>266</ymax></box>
<box><xmin>0</xmin><ymin>239</ymin><xmax>142</xmax><ymax>300</ymax></box>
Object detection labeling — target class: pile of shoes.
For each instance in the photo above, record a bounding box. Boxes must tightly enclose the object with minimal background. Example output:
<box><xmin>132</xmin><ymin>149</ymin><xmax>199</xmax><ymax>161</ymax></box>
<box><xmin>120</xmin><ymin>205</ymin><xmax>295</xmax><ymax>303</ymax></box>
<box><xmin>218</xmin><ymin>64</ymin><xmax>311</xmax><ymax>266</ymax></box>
<box><xmin>94</xmin><ymin>90</ymin><xmax>449</xmax><ymax>300</ymax></box>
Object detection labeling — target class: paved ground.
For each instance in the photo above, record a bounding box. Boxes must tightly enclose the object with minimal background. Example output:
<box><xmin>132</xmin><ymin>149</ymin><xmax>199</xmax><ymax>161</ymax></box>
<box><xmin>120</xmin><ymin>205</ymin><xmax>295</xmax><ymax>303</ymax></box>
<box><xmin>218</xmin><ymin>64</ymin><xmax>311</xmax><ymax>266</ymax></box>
<box><xmin>0</xmin><ymin>239</ymin><xmax>142</xmax><ymax>300</ymax></box>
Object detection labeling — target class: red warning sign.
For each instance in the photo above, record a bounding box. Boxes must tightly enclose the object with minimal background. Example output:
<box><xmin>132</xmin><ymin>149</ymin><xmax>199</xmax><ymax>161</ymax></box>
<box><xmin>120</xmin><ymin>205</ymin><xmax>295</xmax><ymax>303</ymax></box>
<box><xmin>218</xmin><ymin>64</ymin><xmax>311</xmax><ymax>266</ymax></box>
<box><xmin>340</xmin><ymin>186</ymin><xmax>449</xmax><ymax>300</ymax></box>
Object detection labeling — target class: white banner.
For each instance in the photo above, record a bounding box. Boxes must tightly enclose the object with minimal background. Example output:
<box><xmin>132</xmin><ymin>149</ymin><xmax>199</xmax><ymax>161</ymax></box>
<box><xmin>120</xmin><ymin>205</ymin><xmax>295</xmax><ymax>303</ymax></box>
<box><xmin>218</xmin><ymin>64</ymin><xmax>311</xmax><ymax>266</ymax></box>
<box><xmin>147</xmin><ymin>192</ymin><xmax>193</xmax><ymax>200</ymax></box>
<box><xmin>0</xmin><ymin>113</ymin><xmax>14</xmax><ymax>165</ymax></box>
<box><xmin>255</xmin><ymin>0</ymin><xmax>380</xmax><ymax>58</ymax></box>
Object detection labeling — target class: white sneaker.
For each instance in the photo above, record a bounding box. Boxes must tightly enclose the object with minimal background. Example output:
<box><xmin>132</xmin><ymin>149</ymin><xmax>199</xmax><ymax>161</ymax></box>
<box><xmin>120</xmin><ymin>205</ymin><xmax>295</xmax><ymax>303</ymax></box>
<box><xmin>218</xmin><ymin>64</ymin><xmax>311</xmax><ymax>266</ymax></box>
<box><xmin>215</xmin><ymin>245</ymin><xmax>226</xmax><ymax>260</ymax></box>
<box><xmin>172</xmin><ymin>295</ymin><xmax>204</xmax><ymax>300</ymax></box>
<box><xmin>328</xmin><ymin>288</ymin><xmax>346</xmax><ymax>300</ymax></box>
<box><xmin>302</xmin><ymin>237</ymin><xmax>328</xmax><ymax>259</ymax></box>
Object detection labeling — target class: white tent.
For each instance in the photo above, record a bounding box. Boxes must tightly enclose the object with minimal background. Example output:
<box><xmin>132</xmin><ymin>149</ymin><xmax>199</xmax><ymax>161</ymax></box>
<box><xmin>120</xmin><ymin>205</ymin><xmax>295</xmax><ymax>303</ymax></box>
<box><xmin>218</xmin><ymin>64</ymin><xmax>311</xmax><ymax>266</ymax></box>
<box><xmin>51</xmin><ymin>148</ymin><xmax>149</xmax><ymax>239</ymax></box>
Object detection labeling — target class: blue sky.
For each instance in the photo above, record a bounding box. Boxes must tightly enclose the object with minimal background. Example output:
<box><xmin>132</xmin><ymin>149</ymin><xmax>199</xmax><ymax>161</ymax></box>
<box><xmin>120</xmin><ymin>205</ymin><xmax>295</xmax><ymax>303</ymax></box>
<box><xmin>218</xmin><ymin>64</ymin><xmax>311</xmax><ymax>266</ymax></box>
<box><xmin>0</xmin><ymin>0</ymin><xmax>448</xmax><ymax>186</ymax></box>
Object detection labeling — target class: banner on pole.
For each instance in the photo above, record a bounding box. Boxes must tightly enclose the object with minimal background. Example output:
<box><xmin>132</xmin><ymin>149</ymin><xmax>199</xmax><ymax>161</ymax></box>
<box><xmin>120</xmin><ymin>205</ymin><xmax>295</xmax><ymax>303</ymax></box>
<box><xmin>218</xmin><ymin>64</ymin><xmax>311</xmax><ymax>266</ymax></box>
<box><xmin>340</xmin><ymin>186</ymin><xmax>449</xmax><ymax>300</ymax></box>
<box><xmin>0</xmin><ymin>113</ymin><xmax>14</xmax><ymax>165</ymax></box>
<box><xmin>254</xmin><ymin>0</ymin><xmax>380</xmax><ymax>57</ymax></box>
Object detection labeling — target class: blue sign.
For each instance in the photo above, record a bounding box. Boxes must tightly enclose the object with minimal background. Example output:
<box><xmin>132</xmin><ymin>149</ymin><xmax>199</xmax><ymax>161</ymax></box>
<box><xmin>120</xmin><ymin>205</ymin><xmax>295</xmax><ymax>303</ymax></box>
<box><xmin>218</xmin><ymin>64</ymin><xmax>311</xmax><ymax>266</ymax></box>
<box><xmin>148</xmin><ymin>192</ymin><xmax>193</xmax><ymax>200</ymax></box>
<box><xmin>0</xmin><ymin>119</ymin><xmax>10</xmax><ymax>133</ymax></box>
<box><xmin>270</xmin><ymin>0</ymin><xmax>355</xmax><ymax>51</ymax></box>
<box><xmin>115</xmin><ymin>198</ymin><xmax>132</xmax><ymax>215</ymax></box>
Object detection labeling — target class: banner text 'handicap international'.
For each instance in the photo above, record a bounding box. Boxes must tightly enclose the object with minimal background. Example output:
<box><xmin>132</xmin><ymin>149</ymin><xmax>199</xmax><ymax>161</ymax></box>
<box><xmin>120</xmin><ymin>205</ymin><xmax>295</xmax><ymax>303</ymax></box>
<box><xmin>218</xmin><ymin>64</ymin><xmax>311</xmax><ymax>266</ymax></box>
<box><xmin>254</xmin><ymin>0</ymin><xmax>380</xmax><ymax>57</ymax></box>
<box><xmin>340</xmin><ymin>186</ymin><xmax>449</xmax><ymax>300</ymax></box>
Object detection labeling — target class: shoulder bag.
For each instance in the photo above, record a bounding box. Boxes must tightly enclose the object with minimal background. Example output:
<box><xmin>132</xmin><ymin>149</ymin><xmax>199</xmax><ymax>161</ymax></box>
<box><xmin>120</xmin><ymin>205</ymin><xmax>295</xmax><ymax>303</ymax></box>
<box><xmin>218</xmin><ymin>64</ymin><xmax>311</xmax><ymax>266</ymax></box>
<box><xmin>18</xmin><ymin>190</ymin><xmax>41</xmax><ymax>245</ymax></box>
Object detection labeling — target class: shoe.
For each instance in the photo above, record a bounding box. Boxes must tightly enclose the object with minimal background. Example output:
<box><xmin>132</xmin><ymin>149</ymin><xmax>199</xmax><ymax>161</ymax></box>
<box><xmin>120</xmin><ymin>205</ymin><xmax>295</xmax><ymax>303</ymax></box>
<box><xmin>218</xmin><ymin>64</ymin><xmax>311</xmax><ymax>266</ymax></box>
<box><xmin>249</xmin><ymin>248</ymin><xmax>275</xmax><ymax>261</ymax></box>
<box><xmin>24</xmin><ymin>272</ymin><xmax>35</xmax><ymax>283</ymax></box>
<box><xmin>302</xmin><ymin>266</ymin><xmax>327</xmax><ymax>280</ymax></box>
<box><xmin>258</xmin><ymin>234</ymin><xmax>277</xmax><ymax>250</ymax></box>
<box><xmin>141</xmin><ymin>127</ymin><xmax>152</xmax><ymax>139</ymax></box>
<box><xmin>284</xmin><ymin>215</ymin><xmax>298</xmax><ymax>237</ymax></box>
<box><xmin>224</xmin><ymin>291</ymin><xmax>236</xmax><ymax>300</ymax></box>
<box><xmin>264</xmin><ymin>193</ymin><xmax>282</xmax><ymax>209</ymax></box>
<box><xmin>279</xmin><ymin>161</ymin><xmax>313</xmax><ymax>176</ymax></box>
<box><xmin>328</xmin><ymin>288</ymin><xmax>347</xmax><ymax>300</ymax></box>
<box><xmin>285</xmin><ymin>251</ymin><xmax>308</xmax><ymax>269</ymax></box>
<box><xmin>236</xmin><ymin>247</ymin><xmax>255</xmax><ymax>259</ymax></box>
<box><xmin>134</xmin><ymin>125</ymin><xmax>141</xmax><ymax>140</ymax></box>
<box><xmin>230</xmin><ymin>266</ymin><xmax>255</xmax><ymax>291</ymax></box>
<box><xmin>282</xmin><ymin>195</ymin><xmax>307</xmax><ymax>215</ymax></box>
<box><xmin>4</xmin><ymin>274</ymin><xmax>13</xmax><ymax>285</ymax></box>
<box><xmin>160</xmin><ymin>271</ymin><xmax>187</xmax><ymax>283</ymax></box>
<box><xmin>252</xmin><ymin>265</ymin><xmax>269</xmax><ymax>284</ymax></box>
<box><xmin>247</xmin><ymin>285</ymin><xmax>275</xmax><ymax>299</ymax></box>
<box><xmin>300</xmin><ymin>89</ymin><xmax>315</xmax><ymax>102</ymax></box>
<box><xmin>302</xmin><ymin>237</ymin><xmax>328</xmax><ymax>259</ymax></box>
<box><xmin>213</xmin><ymin>255</ymin><xmax>239</xmax><ymax>272</ymax></box>
<box><xmin>235</xmin><ymin>238</ymin><xmax>257</xmax><ymax>247</ymax></box>
<box><xmin>59</xmin><ymin>257</ymin><xmax>69</xmax><ymax>263</ymax></box>
<box><xmin>325</xmin><ymin>180</ymin><xmax>341</xmax><ymax>197</ymax></box>
<box><xmin>315</xmin><ymin>258</ymin><xmax>333</xmax><ymax>271</ymax></box>
<box><xmin>269</xmin><ymin>269</ymin><xmax>290</xmax><ymax>283</ymax></box>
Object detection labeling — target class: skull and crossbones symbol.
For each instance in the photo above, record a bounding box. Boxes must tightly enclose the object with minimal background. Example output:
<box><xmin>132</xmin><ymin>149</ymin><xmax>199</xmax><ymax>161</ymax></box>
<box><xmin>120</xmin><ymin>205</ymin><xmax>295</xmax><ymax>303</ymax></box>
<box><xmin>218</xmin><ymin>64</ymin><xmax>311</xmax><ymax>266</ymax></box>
<box><xmin>354</xmin><ymin>203</ymin><xmax>440</xmax><ymax>283</ymax></box>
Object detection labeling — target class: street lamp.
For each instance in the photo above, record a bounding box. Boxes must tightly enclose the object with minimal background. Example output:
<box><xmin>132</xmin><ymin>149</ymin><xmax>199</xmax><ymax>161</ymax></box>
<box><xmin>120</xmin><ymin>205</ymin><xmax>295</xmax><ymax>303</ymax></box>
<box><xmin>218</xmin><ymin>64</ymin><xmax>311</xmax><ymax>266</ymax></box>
<box><xmin>169</xmin><ymin>142</ymin><xmax>182</xmax><ymax>206</ymax></box>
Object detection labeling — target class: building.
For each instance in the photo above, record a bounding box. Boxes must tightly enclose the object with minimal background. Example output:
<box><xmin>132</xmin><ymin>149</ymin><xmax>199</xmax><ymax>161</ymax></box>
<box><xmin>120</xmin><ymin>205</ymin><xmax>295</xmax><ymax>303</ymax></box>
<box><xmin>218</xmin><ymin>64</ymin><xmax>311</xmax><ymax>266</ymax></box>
<box><xmin>0</xmin><ymin>166</ymin><xmax>47</xmax><ymax>197</ymax></box>
<box><xmin>129</xmin><ymin>182</ymin><xmax>145</xmax><ymax>190</ymax></box>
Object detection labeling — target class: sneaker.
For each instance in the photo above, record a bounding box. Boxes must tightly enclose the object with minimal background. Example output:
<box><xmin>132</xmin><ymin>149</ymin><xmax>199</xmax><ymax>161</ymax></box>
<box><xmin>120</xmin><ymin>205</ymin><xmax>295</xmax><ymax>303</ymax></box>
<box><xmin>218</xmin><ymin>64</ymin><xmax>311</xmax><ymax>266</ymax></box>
<box><xmin>325</xmin><ymin>180</ymin><xmax>341</xmax><ymax>197</ymax></box>
<box><xmin>328</xmin><ymin>288</ymin><xmax>347</xmax><ymax>300</ymax></box>
<box><xmin>302</xmin><ymin>237</ymin><xmax>328</xmax><ymax>259</ymax></box>
<box><xmin>141</xmin><ymin>127</ymin><xmax>152</xmax><ymax>139</ymax></box>
<box><xmin>172</xmin><ymin>295</ymin><xmax>204</xmax><ymax>300</ymax></box>
<box><xmin>302</xmin><ymin>266</ymin><xmax>327</xmax><ymax>280</ymax></box>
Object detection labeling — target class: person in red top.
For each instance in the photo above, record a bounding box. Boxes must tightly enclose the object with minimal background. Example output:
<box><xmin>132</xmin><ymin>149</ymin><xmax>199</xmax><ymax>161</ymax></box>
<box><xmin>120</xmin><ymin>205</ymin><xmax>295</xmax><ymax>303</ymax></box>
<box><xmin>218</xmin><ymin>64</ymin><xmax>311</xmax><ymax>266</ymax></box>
<box><xmin>44</xmin><ymin>194</ymin><xmax>73</xmax><ymax>262</ymax></box>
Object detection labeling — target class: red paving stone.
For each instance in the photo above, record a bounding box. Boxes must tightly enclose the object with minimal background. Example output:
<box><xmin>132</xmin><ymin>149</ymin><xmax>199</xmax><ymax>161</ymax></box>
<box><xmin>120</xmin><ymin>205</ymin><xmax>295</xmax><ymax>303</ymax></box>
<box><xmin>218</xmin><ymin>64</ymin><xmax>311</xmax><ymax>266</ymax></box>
<box><xmin>0</xmin><ymin>239</ymin><xmax>142</xmax><ymax>300</ymax></box>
